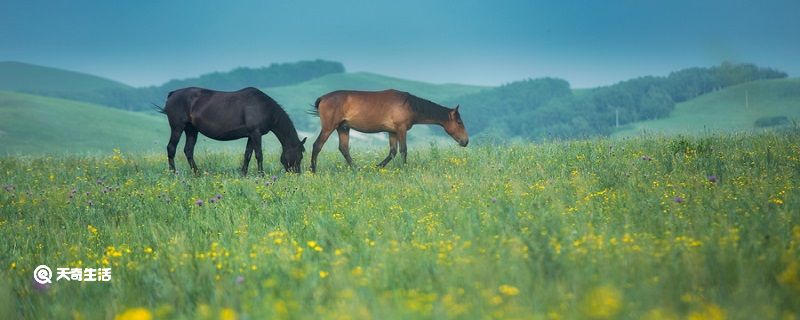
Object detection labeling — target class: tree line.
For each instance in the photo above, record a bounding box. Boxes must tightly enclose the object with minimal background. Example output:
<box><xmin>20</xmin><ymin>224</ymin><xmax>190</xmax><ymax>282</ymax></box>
<box><xmin>25</xmin><ymin>60</ymin><xmax>345</xmax><ymax>111</ymax></box>
<box><xmin>448</xmin><ymin>62</ymin><xmax>787</xmax><ymax>141</ymax></box>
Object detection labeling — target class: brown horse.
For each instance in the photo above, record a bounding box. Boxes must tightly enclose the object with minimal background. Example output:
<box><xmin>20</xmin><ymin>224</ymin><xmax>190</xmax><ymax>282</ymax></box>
<box><xmin>156</xmin><ymin>87</ymin><xmax>306</xmax><ymax>175</ymax></box>
<box><xmin>309</xmin><ymin>89</ymin><xmax>468</xmax><ymax>172</ymax></box>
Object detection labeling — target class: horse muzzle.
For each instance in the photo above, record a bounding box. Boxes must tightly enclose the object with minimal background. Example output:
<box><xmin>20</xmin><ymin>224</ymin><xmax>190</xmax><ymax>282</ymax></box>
<box><xmin>459</xmin><ymin>139</ymin><xmax>469</xmax><ymax>147</ymax></box>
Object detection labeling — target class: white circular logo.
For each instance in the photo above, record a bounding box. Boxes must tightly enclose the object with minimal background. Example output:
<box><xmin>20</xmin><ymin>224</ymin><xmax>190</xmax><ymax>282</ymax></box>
<box><xmin>33</xmin><ymin>265</ymin><xmax>52</xmax><ymax>284</ymax></box>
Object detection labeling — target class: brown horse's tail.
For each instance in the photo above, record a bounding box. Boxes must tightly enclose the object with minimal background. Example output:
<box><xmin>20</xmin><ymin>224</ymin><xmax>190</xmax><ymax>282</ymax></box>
<box><xmin>305</xmin><ymin>97</ymin><xmax>321</xmax><ymax>117</ymax></box>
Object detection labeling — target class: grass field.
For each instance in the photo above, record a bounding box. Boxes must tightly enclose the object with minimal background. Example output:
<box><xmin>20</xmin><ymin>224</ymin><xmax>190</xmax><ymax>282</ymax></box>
<box><xmin>1</xmin><ymin>132</ymin><xmax>798</xmax><ymax>319</ymax></box>
<box><xmin>614</xmin><ymin>78</ymin><xmax>800</xmax><ymax>137</ymax></box>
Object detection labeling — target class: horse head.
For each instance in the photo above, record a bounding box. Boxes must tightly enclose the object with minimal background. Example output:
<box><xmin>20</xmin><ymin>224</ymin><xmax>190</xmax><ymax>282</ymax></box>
<box><xmin>281</xmin><ymin>137</ymin><xmax>307</xmax><ymax>173</ymax></box>
<box><xmin>443</xmin><ymin>105</ymin><xmax>469</xmax><ymax>147</ymax></box>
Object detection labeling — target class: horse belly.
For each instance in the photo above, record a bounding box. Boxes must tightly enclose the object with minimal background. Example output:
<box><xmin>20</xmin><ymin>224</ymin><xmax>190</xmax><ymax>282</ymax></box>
<box><xmin>205</xmin><ymin>130</ymin><xmax>249</xmax><ymax>141</ymax></box>
<box><xmin>194</xmin><ymin>120</ymin><xmax>253</xmax><ymax>141</ymax></box>
<box><xmin>343</xmin><ymin>118</ymin><xmax>393</xmax><ymax>133</ymax></box>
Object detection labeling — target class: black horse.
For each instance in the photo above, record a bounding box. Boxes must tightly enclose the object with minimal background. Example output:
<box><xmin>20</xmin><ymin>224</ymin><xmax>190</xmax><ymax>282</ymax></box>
<box><xmin>156</xmin><ymin>87</ymin><xmax>306</xmax><ymax>175</ymax></box>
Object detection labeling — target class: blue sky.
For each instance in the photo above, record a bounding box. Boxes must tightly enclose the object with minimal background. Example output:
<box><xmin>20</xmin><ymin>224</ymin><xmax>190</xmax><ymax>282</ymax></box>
<box><xmin>1</xmin><ymin>0</ymin><xmax>798</xmax><ymax>88</ymax></box>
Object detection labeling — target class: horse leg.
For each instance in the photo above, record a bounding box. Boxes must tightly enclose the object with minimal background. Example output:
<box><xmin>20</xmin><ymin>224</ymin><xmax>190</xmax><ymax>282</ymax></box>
<box><xmin>252</xmin><ymin>133</ymin><xmax>264</xmax><ymax>175</ymax></box>
<box><xmin>398</xmin><ymin>129</ymin><xmax>408</xmax><ymax>165</ymax></box>
<box><xmin>183</xmin><ymin>126</ymin><xmax>199</xmax><ymax>174</ymax></box>
<box><xmin>337</xmin><ymin>126</ymin><xmax>354</xmax><ymax>167</ymax></box>
<box><xmin>166</xmin><ymin>127</ymin><xmax>183</xmax><ymax>173</ymax></box>
<box><xmin>241</xmin><ymin>137</ymin><xmax>254</xmax><ymax>176</ymax></box>
<box><xmin>310</xmin><ymin>128</ymin><xmax>334</xmax><ymax>173</ymax></box>
<box><xmin>377</xmin><ymin>133</ymin><xmax>398</xmax><ymax>167</ymax></box>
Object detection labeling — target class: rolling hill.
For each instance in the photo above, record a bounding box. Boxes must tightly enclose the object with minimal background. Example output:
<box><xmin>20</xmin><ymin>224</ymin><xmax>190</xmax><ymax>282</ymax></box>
<box><xmin>3</xmin><ymin>61</ymin><xmax>797</xmax><ymax>155</ymax></box>
<box><xmin>613</xmin><ymin>78</ymin><xmax>800</xmax><ymax>137</ymax></box>
<box><xmin>0</xmin><ymin>90</ymin><xmax>166</xmax><ymax>154</ymax></box>
<box><xmin>0</xmin><ymin>72</ymin><xmax>487</xmax><ymax>155</ymax></box>
<box><xmin>0</xmin><ymin>61</ymin><xmax>131</xmax><ymax>93</ymax></box>
<box><xmin>0</xmin><ymin>91</ymin><xmax>262</xmax><ymax>155</ymax></box>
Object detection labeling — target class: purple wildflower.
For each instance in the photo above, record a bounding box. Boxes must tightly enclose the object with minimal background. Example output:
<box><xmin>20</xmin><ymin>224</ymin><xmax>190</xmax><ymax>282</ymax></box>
<box><xmin>641</xmin><ymin>155</ymin><xmax>652</xmax><ymax>161</ymax></box>
<box><xmin>215</xmin><ymin>194</ymin><xmax>223</xmax><ymax>200</ymax></box>
<box><xmin>87</xmin><ymin>200</ymin><xmax>93</xmax><ymax>207</ymax></box>
<box><xmin>707</xmin><ymin>175</ymin><xmax>718</xmax><ymax>183</ymax></box>
<box><xmin>32</xmin><ymin>278</ymin><xmax>50</xmax><ymax>292</ymax></box>
<box><xmin>271</xmin><ymin>175</ymin><xmax>279</xmax><ymax>181</ymax></box>
<box><xmin>4</xmin><ymin>184</ymin><xmax>16</xmax><ymax>192</ymax></box>
<box><xmin>235</xmin><ymin>275</ymin><xmax>245</xmax><ymax>284</ymax></box>
<box><xmin>264</xmin><ymin>180</ymin><xmax>272</xmax><ymax>187</ymax></box>
<box><xmin>491</xmin><ymin>197</ymin><xmax>497</xmax><ymax>203</ymax></box>
<box><xmin>209</xmin><ymin>198</ymin><xmax>216</xmax><ymax>204</ymax></box>
<box><xmin>195</xmin><ymin>199</ymin><xmax>204</xmax><ymax>207</ymax></box>
<box><xmin>96</xmin><ymin>179</ymin><xmax>103</xmax><ymax>185</ymax></box>
<box><xmin>674</xmin><ymin>196</ymin><xmax>684</xmax><ymax>203</ymax></box>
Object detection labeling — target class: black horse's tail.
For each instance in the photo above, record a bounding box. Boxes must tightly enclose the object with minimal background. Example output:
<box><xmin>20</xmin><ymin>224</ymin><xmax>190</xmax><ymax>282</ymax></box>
<box><xmin>152</xmin><ymin>103</ymin><xmax>167</xmax><ymax>114</ymax></box>
<box><xmin>305</xmin><ymin>97</ymin><xmax>321</xmax><ymax>117</ymax></box>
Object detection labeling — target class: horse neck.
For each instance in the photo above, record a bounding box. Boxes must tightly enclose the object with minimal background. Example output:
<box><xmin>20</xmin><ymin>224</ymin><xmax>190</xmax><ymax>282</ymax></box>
<box><xmin>272</xmin><ymin>112</ymin><xmax>300</xmax><ymax>149</ymax></box>
<box><xmin>412</xmin><ymin>102</ymin><xmax>450</xmax><ymax>126</ymax></box>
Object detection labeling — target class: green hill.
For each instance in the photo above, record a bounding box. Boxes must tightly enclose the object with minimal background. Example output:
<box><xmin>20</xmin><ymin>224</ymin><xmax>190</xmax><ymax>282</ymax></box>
<box><xmin>0</xmin><ymin>90</ymin><xmax>304</xmax><ymax>155</ymax></box>
<box><xmin>0</xmin><ymin>90</ymin><xmax>166</xmax><ymax>154</ymax></box>
<box><xmin>0</xmin><ymin>71</ymin><xmax>485</xmax><ymax>155</ymax></box>
<box><xmin>0</xmin><ymin>61</ymin><xmax>131</xmax><ymax>93</ymax></box>
<box><xmin>614</xmin><ymin>78</ymin><xmax>800</xmax><ymax>137</ymax></box>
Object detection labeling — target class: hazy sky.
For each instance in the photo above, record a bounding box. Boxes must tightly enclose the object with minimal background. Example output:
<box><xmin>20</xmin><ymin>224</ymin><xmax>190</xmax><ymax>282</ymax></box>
<box><xmin>2</xmin><ymin>0</ymin><xmax>799</xmax><ymax>88</ymax></box>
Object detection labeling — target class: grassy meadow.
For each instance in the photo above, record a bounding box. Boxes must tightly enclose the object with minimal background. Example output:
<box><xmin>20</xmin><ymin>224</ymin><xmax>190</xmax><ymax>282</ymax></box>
<box><xmin>1</xmin><ymin>132</ymin><xmax>799</xmax><ymax>319</ymax></box>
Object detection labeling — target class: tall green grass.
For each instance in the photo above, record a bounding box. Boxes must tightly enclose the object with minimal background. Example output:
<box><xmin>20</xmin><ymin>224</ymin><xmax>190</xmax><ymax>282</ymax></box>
<box><xmin>1</xmin><ymin>133</ymin><xmax>798</xmax><ymax>319</ymax></box>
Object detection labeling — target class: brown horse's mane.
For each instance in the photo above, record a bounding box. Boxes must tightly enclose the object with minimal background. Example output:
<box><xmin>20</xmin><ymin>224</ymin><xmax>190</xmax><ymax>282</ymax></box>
<box><xmin>404</xmin><ymin>93</ymin><xmax>450</xmax><ymax>122</ymax></box>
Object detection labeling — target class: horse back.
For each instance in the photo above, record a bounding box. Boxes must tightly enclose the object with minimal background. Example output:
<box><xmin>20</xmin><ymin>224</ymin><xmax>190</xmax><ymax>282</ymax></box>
<box><xmin>164</xmin><ymin>87</ymin><xmax>283</xmax><ymax>139</ymax></box>
<box><xmin>317</xmin><ymin>90</ymin><xmax>414</xmax><ymax>132</ymax></box>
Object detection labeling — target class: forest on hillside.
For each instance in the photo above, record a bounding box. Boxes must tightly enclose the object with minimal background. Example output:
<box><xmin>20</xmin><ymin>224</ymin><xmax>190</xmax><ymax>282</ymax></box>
<box><xmin>2</xmin><ymin>60</ymin><xmax>788</xmax><ymax>142</ymax></box>
<box><xmin>449</xmin><ymin>63</ymin><xmax>787</xmax><ymax>141</ymax></box>
<box><xmin>18</xmin><ymin>60</ymin><xmax>346</xmax><ymax>111</ymax></box>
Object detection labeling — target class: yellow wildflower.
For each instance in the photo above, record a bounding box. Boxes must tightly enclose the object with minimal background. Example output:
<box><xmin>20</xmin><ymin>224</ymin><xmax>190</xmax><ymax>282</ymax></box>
<box><xmin>220</xmin><ymin>308</ymin><xmax>238</xmax><ymax>320</ymax></box>
<box><xmin>581</xmin><ymin>286</ymin><xmax>622</xmax><ymax>319</ymax></box>
<box><xmin>114</xmin><ymin>308</ymin><xmax>152</xmax><ymax>320</ymax></box>
<box><xmin>687</xmin><ymin>304</ymin><xmax>726</xmax><ymax>320</ymax></box>
<box><xmin>498</xmin><ymin>284</ymin><xmax>520</xmax><ymax>296</ymax></box>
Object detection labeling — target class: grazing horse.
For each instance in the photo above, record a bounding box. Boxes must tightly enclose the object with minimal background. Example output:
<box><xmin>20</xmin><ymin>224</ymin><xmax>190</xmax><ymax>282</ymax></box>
<box><xmin>156</xmin><ymin>87</ymin><xmax>306</xmax><ymax>175</ymax></box>
<box><xmin>309</xmin><ymin>89</ymin><xmax>468</xmax><ymax>172</ymax></box>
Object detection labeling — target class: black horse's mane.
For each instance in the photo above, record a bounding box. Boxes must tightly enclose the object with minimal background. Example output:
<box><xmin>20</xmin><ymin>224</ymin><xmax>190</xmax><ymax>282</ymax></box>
<box><xmin>269</xmin><ymin>99</ymin><xmax>303</xmax><ymax>149</ymax></box>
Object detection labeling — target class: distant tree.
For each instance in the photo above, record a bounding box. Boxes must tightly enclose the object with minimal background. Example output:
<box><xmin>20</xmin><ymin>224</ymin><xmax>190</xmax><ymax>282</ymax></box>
<box><xmin>30</xmin><ymin>60</ymin><xmax>346</xmax><ymax>111</ymax></box>
<box><xmin>452</xmin><ymin>62</ymin><xmax>787</xmax><ymax>140</ymax></box>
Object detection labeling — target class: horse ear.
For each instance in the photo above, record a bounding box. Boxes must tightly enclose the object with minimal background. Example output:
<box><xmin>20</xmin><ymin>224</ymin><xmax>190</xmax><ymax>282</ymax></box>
<box><xmin>454</xmin><ymin>105</ymin><xmax>460</xmax><ymax>113</ymax></box>
<box><xmin>301</xmin><ymin>137</ymin><xmax>307</xmax><ymax>145</ymax></box>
